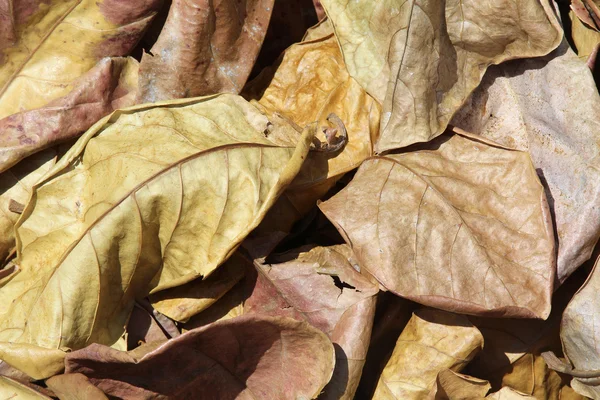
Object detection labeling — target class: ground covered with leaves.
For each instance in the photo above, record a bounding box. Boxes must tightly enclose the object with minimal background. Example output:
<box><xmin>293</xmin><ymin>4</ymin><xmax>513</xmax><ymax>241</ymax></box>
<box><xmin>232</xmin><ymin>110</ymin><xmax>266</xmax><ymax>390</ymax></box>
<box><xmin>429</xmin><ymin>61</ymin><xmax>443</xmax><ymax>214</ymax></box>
<box><xmin>1</xmin><ymin>0</ymin><xmax>600</xmax><ymax>399</ymax></box>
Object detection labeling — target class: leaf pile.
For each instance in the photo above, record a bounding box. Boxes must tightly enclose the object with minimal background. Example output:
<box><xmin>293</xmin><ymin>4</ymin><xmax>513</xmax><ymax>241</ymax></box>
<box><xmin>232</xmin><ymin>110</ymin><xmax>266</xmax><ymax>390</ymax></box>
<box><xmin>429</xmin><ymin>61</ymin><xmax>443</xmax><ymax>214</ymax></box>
<box><xmin>1</xmin><ymin>0</ymin><xmax>600</xmax><ymax>399</ymax></box>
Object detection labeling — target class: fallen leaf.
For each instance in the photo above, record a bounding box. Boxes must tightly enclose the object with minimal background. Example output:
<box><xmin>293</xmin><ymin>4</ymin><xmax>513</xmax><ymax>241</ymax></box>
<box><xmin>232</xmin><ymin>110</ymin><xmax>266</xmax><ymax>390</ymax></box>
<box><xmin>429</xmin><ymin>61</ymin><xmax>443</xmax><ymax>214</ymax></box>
<box><xmin>570</xmin><ymin>10</ymin><xmax>600</xmax><ymax>61</ymax></box>
<box><xmin>125</xmin><ymin>301</ymin><xmax>170</xmax><ymax>349</ymax></box>
<box><xmin>149</xmin><ymin>251</ymin><xmax>247</xmax><ymax>323</ymax></box>
<box><xmin>372</xmin><ymin>308</ymin><xmax>483</xmax><ymax>399</ymax></box>
<box><xmin>0</xmin><ymin>148</ymin><xmax>58</xmax><ymax>263</ymax></box>
<box><xmin>319</xmin><ymin>129</ymin><xmax>555</xmax><ymax>318</ymax></box>
<box><xmin>0</xmin><ymin>0</ymin><xmax>161</xmax><ymax>119</ymax></box>
<box><xmin>486</xmin><ymin>387</ymin><xmax>536</xmax><ymax>399</ymax></box>
<box><xmin>246</xmin><ymin>244</ymin><xmax>378</xmax><ymax>399</ymax></box>
<box><xmin>245</xmin><ymin>22</ymin><xmax>380</xmax><ymax>233</ymax></box>
<box><xmin>451</xmin><ymin>38</ymin><xmax>600</xmax><ymax>284</ymax></box>
<box><xmin>64</xmin><ymin>315</ymin><xmax>335</xmax><ymax>400</ymax></box>
<box><xmin>434</xmin><ymin>369</ymin><xmax>491</xmax><ymax>400</ymax></box>
<box><xmin>0</xmin><ymin>56</ymin><xmax>139</xmax><ymax>174</ymax></box>
<box><xmin>0</xmin><ymin>376</ymin><xmax>52</xmax><ymax>399</ymax></box>
<box><xmin>548</xmin><ymin>256</ymin><xmax>600</xmax><ymax>398</ymax></box>
<box><xmin>137</xmin><ymin>0</ymin><xmax>274</xmax><ymax>102</ymax></box>
<box><xmin>320</xmin><ymin>0</ymin><xmax>562</xmax><ymax>152</ymax></box>
<box><xmin>45</xmin><ymin>373</ymin><xmax>108</xmax><ymax>400</ymax></box>
<box><xmin>0</xmin><ymin>94</ymin><xmax>313</xmax><ymax>378</ymax></box>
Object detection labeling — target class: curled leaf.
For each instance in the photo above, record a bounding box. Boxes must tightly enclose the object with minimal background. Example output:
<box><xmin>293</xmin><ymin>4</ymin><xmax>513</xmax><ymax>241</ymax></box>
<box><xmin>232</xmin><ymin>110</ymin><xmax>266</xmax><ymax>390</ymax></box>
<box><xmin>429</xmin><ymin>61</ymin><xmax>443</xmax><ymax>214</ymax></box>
<box><xmin>320</xmin><ymin>0</ymin><xmax>562</xmax><ymax>151</ymax></box>
<box><xmin>138</xmin><ymin>0</ymin><xmax>274</xmax><ymax>102</ymax></box>
<box><xmin>373</xmin><ymin>308</ymin><xmax>483</xmax><ymax>399</ymax></box>
<box><xmin>246</xmin><ymin>244</ymin><xmax>379</xmax><ymax>399</ymax></box>
<box><xmin>64</xmin><ymin>315</ymin><xmax>335</xmax><ymax>400</ymax></box>
<box><xmin>319</xmin><ymin>130</ymin><xmax>555</xmax><ymax>318</ymax></box>
<box><xmin>0</xmin><ymin>94</ymin><xmax>313</xmax><ymax>378</ymax></box>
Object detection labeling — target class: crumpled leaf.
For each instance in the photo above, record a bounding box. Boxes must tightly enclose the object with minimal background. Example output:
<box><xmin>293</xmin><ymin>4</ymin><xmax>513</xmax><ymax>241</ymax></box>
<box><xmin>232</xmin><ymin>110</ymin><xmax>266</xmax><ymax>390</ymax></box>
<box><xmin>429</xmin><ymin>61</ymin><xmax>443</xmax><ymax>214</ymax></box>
<box><xmin>0</xmin><ymin>56</ymin><xmax>139</xmax><ymax>174</ymax></box>
<box><xmin>451</xmin><ymin>38</ymin><xmax>600</xmax><ymax>284</ymax></box>
<box><xmin>125</xmin><ymin>301</ymin><xmax>172</xmax><ymax>349</ymax></box>
<box><xmin>0</xmin><ymin>94</ymin><xmax>313</xmax><ymax>379</ymax></box>
<box><xmin>0</xmin><ymin>148</ymin><xmax>58</xmax><ymax>264</ymax></box>
<box><xmin>320</xmin><ymin>0</ymin><xmax>562</xmax><ymax>152</ymax></box>
<box><xmin>570</xmin><ymin>10</ymin><xmax>600</xmax><ymax>61</ymax></box>
<box><xmin>63</xmin><ymin>315</ymin><xmax>335</xmax><ymax>400</ymax></box>
<box><xmin>245</xmin><ymin>20</ymin><xmax>380</xmax><ymax>234</ymax></box>
<box><xmin>486</xmin><ymin>387</ymin><xmax>536</xmax><ymax>399</ymax></box>
<box><xmin>246</xmin><ymin>244</ymin><xmax>378</xmax><ymax>399</ymax></box>
<box><xmin>372</xmin><ymin>308</ymin><xmax>483</xmax><ymax>399</ymax></box>
<box><xmin>149</xmin><ymin>251</ymin><xmax>247</xmax><ymax>323</ymax></box>
<box><xmin>138</xmin><ymin>0</ymin><xmax>274</xmax><ymax>102</ymax></box>
<box><xmin>45</xmin><ymin>373</ymin><xmax>109</xmax><ymax>400</ymax></box>
<box><xmin>548</xmin><ymin>256</ymin><xmax>600</xmax><ymax>398</ymax></box>
<box><xmin>0</xmin><ymin>0</ymin><xmax>161</xmax><ymax>119</ymax></box>
<box><xmin>319</xmin><ymin>129</ymin><xmax>555</xmax><ymax>318</ymax></box>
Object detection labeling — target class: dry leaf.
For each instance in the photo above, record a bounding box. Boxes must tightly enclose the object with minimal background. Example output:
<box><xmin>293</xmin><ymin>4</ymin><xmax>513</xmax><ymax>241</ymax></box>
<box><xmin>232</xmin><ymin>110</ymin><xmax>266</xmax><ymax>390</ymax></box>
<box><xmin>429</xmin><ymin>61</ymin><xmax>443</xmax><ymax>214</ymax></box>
<box><xmin>125</xmin><ymin>302</ymin><xmax>170</xmax><ymax>349</ymax></box>
<box><xmin>149</xmin><ymin>251</ymin><xmax>247</xmax><ymax>323</ymax></box>
<box><xmin>0</xmin><ymin>376</ymin><xmax>52</xmax><ymax>399</ymax></box>
<box><xmin>138</xmin><ymin>0</ymin><xmax>274</xmax><ymax>102</ymax></box>
<box><xmin>570</xmin><ymin>10</ymin><xmax>600</xmax><ymax>61</ymax></box>
<box><xmin>0</xmin><ymin>56</ymin><xmax>139</xmax><ymax>174</ymax></box>
<box><xmin>320</xmin><ymin>0</ymin><xmax>562</xmax><ymax>152</ymax></box>
<box><xmin>434</xmin><ymin>369</ymin><xmax>491</xmax><ymax>400</ymax></box>
<box><xmin>64</xmin><ymin>315</ymin><xmax>335</xmax><ymax>400</ymax></box>
<box><xmin>0</xmin><ymin>0</ymin><xmax>161</xmax><ymax>119</ymax></box>
<box><xmin>45</xmin><ymin>373</ymin><xmax>109</xmax><ymax>400</ymax></box>
<box><xmin>244</xmin><ymin>23</ymin><xmax>380</xmax><ymax>234</ymax></box>
<box><xmin>451</xmin><ymin>38</ymin><xmax>600</xmax><ymax>284</ymax></box>
<box><xmin>0</xmin><ymin>149</ymin><xmax>57</xmax><ymax>263</ymax></box>
<box><xmin>0</xmin><ymin>94</ymin><xmax>313</xmax><ymax>379</ymax></box>
<box><xmin>319</xmin><ymin>130</ymin><xmax>555</xmax><ymax>318</ymax></box>
<box><xmin>246</xmin><ymin>244</ymin><xmax>378</xmax><ymax>399</ymax></box>
<box><xmin>486</xmin><ymin>387</ymin><xmax>536</xmax><ymax>399</ymax></box>
<box><xmin>372</xmin><ymin>308</ymin><xmax>483</xmax><ymax>399</ymax></box>
<box><xmin>551</xmin><ymin>256</ymin><xmax>600</xmax><ymax>398</ymax></box>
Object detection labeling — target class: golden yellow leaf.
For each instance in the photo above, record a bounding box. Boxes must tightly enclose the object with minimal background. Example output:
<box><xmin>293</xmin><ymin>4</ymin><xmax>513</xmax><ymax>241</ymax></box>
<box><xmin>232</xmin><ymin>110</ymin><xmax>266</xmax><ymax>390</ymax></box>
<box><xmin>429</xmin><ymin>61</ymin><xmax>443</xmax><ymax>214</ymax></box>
<box><xmin>434</xmin><ymin>369</ymin><xmax>491</xmax><ymax>399</ymax></box>
<box><xmin>373</xmin><ymin>308</ymin><xmax>483</xmax><ymax>399</ymax></box>
<box><xmin>0</xmin><ymin>376</ymin><xmax>51</xmax><ymax>399</ymax></box>
<box><xmin>0</xmin><ymin>0</ymin><xmax>160</xmax><ymax>119</ymax></box>
<box><xmin>0</xmin><ymin>94</ymin><xmax>313</xmax><ymax>379</ymax></box>
<box><xmin>320</xmin><ymin>0</ymin><xmax>562</xmax><ymax>151</ymax></box>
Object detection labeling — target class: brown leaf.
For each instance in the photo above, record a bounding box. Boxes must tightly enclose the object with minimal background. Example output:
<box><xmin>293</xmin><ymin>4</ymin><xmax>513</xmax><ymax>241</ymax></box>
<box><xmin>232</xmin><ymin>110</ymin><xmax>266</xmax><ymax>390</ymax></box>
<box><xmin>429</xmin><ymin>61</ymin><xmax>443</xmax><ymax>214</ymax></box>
<box><xmin>126</xmin><ymin>302</ymin><xmax>170</xmax><ymax>350</ymax></box>
<box><xmin>320</xmin><ymin>0</ymin><xmax>562</xmax><ymax>151</ymax></box>
<box><xmin>138</xmin><ymin>0</ymin><xmax>273</xmax><ymax>102</ymax></box>
<box><xmin>452</xmin><ymin>38</ymin><xmax>600</xmax><ymax>284</ymax></box>
<box><xmin>434</xmin><ymin>369</ymin><xmax>491</xmax><ymax>399</ymax></box>
<box><xmin>64</xmin><ymin>315</ymin><xmax>335</xmax><ymax>400</ymax></box>
<box><xmin>373</xmin><ymin>308</ymin><xmax>483</xmax><ymax>399</ymax></box>
<box><xmin>149</xmin><ymin>251</ymin><xmax>247</xmax><ymax>323</ymax></box>
<box><xmin>319</xmin><ymin>130</ymin><xmax>555</xmax><ymax>318</ymax></box>
<box><xmin>0</xmin><ymin>0</ymin><xmax>161</xmax><ymax>119</ymax></box>
<box><xmin>245</xmin><ymin>244</ymin><xmax>378</xmax><ymax>399</ymax></box>
<box><xmin>552</xmin><ymin>256</ymin><xmax>600</xmax><ymax>398</ymax></box>
<box><xmin>45</xmin><ymin>373</ymin><xmax>109</xmax><ymax>400</ymax></box>
<box><xmin>0</xmin><ymin>56</ymin><xmax>139</xmax><ymax>174</ymax></box>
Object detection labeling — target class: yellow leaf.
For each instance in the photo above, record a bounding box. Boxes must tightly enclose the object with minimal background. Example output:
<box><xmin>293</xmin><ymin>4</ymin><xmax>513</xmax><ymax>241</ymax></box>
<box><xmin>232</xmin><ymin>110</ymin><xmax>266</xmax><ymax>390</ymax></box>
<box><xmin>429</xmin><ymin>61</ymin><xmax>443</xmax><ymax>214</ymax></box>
<box><xmin>320</xmin><ymin>0</ymin><xmax>562</xmax><ymax>151</ymax></box>
<box><xmin>373</xmin><ymin>308</ymin><xmax>483</xmax><ymax>399</ymax></box>
<box><xmin>0</xmin><ymin>94</ymin><xmax>313</xmax><ymax>379</ymax></box>
<box><xmin>0</xmin><ymin>0</ymin><xmax>160</xmax><ymax>119</ymax></box>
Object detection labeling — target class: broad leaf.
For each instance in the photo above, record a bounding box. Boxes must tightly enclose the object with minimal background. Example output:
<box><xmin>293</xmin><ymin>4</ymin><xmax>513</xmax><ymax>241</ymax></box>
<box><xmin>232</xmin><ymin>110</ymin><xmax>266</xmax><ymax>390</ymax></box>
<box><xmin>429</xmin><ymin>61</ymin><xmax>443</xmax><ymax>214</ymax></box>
<box><xmin>320</xmin><ymin>0</ymin><xmax>562</xmax><ymax>151</ymax></box>
<box><xmin>0</xmin><ymin>56</ymin><xmax>139</xmax><ymax>174</ymax></box>
<box><xmin>45</xmin><ymin>373</ymin><xmax>109</xmax><ymax>400</ymax></box>
<box><xmin>434</xmin><ymin>370</ymin><xmax>491</xmax><ymax>399</ymax></box>
<box><xmin>319</xmin><ymin>130</ymin><xmax>555</xmax><ymax>318</ymax></box>
<box><xmin>0</xmin><ymin>376</ymin><xmax>52</xmax><ymax>399</ymax></box>
<box><xmin>452</xmin><ymin>38</ymin><xmax>600</xmax><ymax>284</ymax></box>
<box><xmin>0</xmin><ymin>94</ymin><xmax>313</xmax><ymax>378</ymax></box>
<box><xmin>245</xmin><ymin>21</ymin><xmax>380</xmax><ymax>233</ymax></box>
<box><xmin>149</xmin><ymin>251</ymin><xmax>247</xmax><ymax>323</ymax></box>
<box><xmin>0</xmin><ymin>0</ymin><xmax>161</xmax><ymax>119</ymax></box>
<box><xmin>246</xmin><ymin>244</ymin><xmax>378</xmax><ymax>399</ymax></box>
<box><xmin>63</xmin><ymin>315</ymin><xmax>335</xmax><ymax>400</ymax></box>
<box><xmin>549</xmin><ymin>256</ymin><xmax>600</xmax><ymax>398</ymax></box>
<box><xmin>373</xmin><ymin>308</ymin><xmax>483</xmax><ymax>399</ymax></box>
<box><xmin>138</xmin><ymin>0</ymin><xmax>274</xmax><ymax>102</ymax></box>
